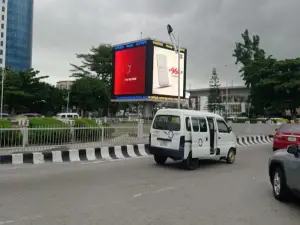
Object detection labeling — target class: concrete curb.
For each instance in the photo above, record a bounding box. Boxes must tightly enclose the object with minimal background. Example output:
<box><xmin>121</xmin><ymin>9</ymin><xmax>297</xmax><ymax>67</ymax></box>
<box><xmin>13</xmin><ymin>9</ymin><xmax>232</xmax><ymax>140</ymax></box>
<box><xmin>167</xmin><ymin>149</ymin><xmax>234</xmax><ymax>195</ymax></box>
<box><xmin>0</xmin><ymin>135</ymin><xmax>273</xmax><ymax>165</ymax></box>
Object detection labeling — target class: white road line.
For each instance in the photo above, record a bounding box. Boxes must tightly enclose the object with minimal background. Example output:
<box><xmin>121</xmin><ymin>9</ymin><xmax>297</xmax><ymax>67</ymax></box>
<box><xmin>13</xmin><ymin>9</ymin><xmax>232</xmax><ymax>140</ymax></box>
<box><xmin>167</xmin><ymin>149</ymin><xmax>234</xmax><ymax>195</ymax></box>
<box><xmin>133</xmin><ymin>186</ymin><xmax>176</xmax><ymax>198</ymax></box>
<box><xmin>0</xmin><ymin>215</ymin><xmax>42</xmax><ymax>224</ymax></box>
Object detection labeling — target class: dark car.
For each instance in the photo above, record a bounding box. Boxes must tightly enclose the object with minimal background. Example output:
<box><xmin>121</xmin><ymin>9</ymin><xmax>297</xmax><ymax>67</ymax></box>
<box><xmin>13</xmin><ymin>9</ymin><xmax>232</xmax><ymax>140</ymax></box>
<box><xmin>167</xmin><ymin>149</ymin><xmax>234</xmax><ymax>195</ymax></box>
<box><xmin>268</xmin><ymin>145</ymin><xmax>300</xmax><ymax>201</ymax></box>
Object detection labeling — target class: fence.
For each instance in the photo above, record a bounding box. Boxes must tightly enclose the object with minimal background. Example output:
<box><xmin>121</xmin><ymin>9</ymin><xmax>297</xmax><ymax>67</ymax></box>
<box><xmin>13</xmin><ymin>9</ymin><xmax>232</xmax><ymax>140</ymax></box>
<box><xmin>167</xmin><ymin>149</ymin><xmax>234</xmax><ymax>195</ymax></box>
<box><xmin>0</xmin><ymin>121</ymin><xmax>278</xmax><ymax>155</ymax></box>
<box><xmin>0</xmin><ymin>121</ymin><xmax>151</xmax><ymax>155</ymax></box>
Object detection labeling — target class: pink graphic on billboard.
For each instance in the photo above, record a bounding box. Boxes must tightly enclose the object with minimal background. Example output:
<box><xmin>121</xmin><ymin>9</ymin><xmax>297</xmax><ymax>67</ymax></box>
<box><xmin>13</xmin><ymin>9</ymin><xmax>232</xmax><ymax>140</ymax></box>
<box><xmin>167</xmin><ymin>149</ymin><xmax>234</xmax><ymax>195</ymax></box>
<box><xmin>169</xmin><ymin>67</ymin><xmax>183</xmax><ymax>76</ymax></box>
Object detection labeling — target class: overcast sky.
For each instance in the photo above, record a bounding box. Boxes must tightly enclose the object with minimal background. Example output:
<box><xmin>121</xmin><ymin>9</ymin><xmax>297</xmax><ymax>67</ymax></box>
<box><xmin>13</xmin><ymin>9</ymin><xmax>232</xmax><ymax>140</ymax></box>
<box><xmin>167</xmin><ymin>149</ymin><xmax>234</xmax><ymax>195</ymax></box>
<box><xmin>32</xmin><ymin>0</ymin><xmax>300</xmax><ymax>89</ymax></box>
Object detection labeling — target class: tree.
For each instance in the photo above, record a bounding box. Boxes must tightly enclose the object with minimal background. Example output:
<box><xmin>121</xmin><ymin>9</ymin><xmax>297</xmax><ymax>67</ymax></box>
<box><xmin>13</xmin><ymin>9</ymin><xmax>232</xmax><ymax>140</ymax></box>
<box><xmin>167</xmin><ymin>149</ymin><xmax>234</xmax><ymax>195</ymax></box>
<box><xmin>262</xmin><ymin>58</ymin><xmax>300</xmax><ymax>119</ymax></box>
<box><xmin>233</xmin><ymin>29</ymin><xmax>279</xmax><ymax>116</ymax></box>
<box><xmin>70</xmin><ymin>44</ymin><xmax>113</xmax><ymax>115</ymax></box>
<box><xmin>70</xmin><ymin>44</ymin><xmax>113</xmax><ymax>83</ymax></box>
<box><xmin>70</xmin><ymin>77</ymin><xmax>109</xmax><ymax>116</ymax></box>
<box><xmin>0</xmin><ymin>68</ymin><xmax>65</xmax><ymax>115</ymax></box>
<box><xmin>31</xmin><ymin>82</ymin><xmax>66</xmax><ymax>115</ymax></box>
<box><xmin>1</xmin><ymin>68</ymin><xmax>49</xmax><ymax>113</ymax></box>
<box><xmin>208</xmin><ymin>68</ymin><xmax>222</xmax><ymax>113</ymax></box>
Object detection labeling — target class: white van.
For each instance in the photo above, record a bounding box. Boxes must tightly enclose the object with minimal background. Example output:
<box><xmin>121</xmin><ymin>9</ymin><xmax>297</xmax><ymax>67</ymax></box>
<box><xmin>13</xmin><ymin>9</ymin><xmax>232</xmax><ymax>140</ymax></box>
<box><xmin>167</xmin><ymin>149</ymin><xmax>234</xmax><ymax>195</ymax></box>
<box><xmin>149</xmin><ymin>109</ymin><xmax>237</xmax><ymax>170</ymax></box>
<box><xmin>56</xmin><ymin>113</ymin><xmax>80</xmax><ymax>120</ymax></box>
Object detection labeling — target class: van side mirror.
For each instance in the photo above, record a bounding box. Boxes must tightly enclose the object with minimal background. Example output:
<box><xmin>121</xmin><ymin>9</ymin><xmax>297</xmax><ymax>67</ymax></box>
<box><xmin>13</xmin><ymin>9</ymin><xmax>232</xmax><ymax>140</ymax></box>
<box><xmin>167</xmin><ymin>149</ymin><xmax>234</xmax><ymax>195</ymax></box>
<box><xmin>287</xmin><ymin>145</ymin><xmax>299</xmax><ymax>157</ymax></box>
<box><xmin>228</xmin><ymin>126</ymin><xmax>232</xmax><ymax>133</ymax></box>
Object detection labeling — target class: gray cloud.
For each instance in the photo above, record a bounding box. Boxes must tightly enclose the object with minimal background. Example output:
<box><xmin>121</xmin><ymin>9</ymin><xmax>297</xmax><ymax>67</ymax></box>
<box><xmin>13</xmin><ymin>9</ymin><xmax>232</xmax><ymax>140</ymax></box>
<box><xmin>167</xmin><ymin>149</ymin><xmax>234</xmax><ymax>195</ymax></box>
<box><xmin>32</xmin><ymin>0</ymin><xmax>300</xmax><ymax>89</ymax></box>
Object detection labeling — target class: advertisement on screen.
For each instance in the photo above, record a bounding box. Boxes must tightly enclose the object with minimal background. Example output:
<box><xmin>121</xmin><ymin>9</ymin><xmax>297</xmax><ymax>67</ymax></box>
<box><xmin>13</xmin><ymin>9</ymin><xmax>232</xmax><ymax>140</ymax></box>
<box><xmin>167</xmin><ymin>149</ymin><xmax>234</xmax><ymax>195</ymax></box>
<box><xmin>152</xmin><ymin>45</ymin><xmax>185</xmax><ymax>97</ymax></box>
<box><xmin>113</xmin><ymin>46</ymin><xmax>146</xmax><ymax>95</ymax></box>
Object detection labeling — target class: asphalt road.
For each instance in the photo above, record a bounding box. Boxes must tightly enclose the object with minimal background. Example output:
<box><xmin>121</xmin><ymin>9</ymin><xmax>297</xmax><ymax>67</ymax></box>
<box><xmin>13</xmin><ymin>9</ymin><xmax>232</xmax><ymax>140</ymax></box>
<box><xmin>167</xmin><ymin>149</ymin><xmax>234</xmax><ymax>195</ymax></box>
<box><xmin>0</xmin><ymin>144</ymin><xmax>299</xmax><ymax>225</ymax></box>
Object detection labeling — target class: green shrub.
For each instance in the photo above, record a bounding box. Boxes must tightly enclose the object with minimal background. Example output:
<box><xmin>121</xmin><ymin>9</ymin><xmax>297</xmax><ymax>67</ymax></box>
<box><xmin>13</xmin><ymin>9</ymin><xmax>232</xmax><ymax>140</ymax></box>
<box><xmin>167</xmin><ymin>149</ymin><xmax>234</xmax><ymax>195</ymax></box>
<box><xmin>28</xmin><ymin>118</ymin><xmax>71</xmax><ymax>145</ymax></box>
<box><xmin>271</xmin><ymin>118</ymin><xmax>289</xmax><ymax>124</ymax></box>
<box><xmin>0</xmin><ymin>119</ymin><xmax>23</xmax><ymax>147</ymax></box>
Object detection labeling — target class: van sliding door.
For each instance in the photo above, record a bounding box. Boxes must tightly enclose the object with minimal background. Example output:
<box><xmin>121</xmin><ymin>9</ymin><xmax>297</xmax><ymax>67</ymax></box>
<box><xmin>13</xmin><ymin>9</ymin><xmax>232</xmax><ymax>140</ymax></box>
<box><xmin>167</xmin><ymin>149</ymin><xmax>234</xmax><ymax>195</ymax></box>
<box><xmin>190</xmin><ymin>117</ymin><xmax>210</xmax><ymax>158</ymax></box>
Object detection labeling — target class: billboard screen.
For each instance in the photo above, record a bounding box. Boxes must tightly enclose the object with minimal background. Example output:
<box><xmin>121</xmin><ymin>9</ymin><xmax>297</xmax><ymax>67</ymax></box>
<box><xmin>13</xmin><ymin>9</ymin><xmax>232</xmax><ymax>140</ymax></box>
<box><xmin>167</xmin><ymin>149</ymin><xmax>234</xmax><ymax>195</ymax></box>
<box><xmin>113</xmin><ymin>46</ymin><xmax>146</xmax><ymax>96</ymax></box>
<box><xmin>152</xmin><ymin>45</ymin><xmax>185</xmax><ymax>97</ymax></box>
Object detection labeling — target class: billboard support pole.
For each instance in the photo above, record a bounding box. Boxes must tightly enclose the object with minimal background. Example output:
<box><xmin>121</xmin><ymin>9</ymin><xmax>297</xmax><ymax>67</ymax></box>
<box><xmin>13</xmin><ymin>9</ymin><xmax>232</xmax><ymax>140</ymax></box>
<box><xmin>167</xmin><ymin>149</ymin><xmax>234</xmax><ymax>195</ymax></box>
<box><xmin>167</xmin><ymin>24</ymin><xmax>181</xmax><ymax>109</ymax></box>
<box><xmin>177</xmin><ymin>36</ymin><xmax>180</xmax><ymax>109</ymax></box>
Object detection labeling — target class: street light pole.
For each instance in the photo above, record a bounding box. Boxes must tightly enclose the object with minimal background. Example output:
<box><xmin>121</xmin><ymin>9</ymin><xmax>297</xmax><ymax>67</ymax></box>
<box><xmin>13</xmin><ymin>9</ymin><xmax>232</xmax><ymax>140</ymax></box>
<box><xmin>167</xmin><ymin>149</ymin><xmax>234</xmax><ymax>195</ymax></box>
<box><xmin>226</xmin><ymin>81</ymin><xmax>229</xmax><ymax>118</ymax></box>
<box><xmin>167</xmin><ymin>24</ymin><xmax>181</xmax><ymax>109</ymax></box>
<box><xmin>0</xmin><ymin>69</ymin><xmax>5</xmax><ymax>119</ymax></box>
<box><xmin>66</xmin><ymin>91</ymin><xmax>70</xmax><ymax>113</ymax></box>
<box><xmin>66</xmin><ymin>82</ymin><xmax>70</xmax><ymax>113</ymax></box>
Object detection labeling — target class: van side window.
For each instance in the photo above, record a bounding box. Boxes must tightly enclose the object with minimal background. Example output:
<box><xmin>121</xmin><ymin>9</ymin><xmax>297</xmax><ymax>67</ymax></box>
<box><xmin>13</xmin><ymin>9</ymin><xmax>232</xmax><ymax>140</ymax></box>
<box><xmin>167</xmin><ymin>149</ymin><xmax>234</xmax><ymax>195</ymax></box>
<box><xmin>199</xmin><ymin>118</ymin><xmax>208</xmax><ymax>132</ymax></box>
<box><xmin>191</xmin><ymin>117</ymin><xmax>199</xmax><ymax>132</ymax></box>
<box><xmin>185</xmin><ymin>117</ymin><xmax>191</xmax><ymax>131</ymax></box>
<box><xmin>153</xmin><ymin>115</ymin><xmax>180</xmax><ymax>131</ymax></box>
<box><xmin>216</xmin><ymin>120</ymin><xmax>229</xmax><ymax>133</ymax></box>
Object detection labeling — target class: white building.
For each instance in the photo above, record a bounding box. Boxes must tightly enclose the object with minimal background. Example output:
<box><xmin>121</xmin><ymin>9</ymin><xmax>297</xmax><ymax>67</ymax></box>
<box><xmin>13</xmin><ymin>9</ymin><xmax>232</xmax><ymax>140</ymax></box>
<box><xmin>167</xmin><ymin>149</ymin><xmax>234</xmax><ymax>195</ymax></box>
<box><xmin>188</xmin><ymin>85</ymin><xmax>250</xmax><ymax>116</ymax></box>
<box><xmin>56</xmin><ymin>80</ymin><xmax>74</xmax><ymax>90</ymax></box>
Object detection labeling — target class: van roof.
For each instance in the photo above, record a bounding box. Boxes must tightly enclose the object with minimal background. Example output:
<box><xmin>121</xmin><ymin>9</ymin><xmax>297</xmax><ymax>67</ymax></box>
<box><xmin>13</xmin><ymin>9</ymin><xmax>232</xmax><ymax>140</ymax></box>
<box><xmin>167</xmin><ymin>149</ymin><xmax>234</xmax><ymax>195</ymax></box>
<box><xmin>156</xmin><ymin>109</ymin><xmax>224</xmax><ymax>119</ymax></box>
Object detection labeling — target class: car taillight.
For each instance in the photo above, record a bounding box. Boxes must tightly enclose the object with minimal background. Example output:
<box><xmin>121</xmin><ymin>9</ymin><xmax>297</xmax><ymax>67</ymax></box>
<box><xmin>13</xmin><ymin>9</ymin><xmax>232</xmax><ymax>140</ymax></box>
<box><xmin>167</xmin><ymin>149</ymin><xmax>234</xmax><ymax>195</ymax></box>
<box><xmin>179</xmin><ymin>136</ymin><xmax>185</xmax><ymax>148</ymax></box>
<box><xmin>274</xmin><ymin>133</ymin><xmax>284</xmax><ymax>140</ymax></box>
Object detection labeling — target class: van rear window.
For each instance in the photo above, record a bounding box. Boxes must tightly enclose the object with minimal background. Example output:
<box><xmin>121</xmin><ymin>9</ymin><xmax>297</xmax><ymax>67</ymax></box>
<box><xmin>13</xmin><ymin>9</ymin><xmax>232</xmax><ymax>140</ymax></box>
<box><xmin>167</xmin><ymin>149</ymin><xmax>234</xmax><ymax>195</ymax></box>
<box><xmin>153</xmin><ymin>115</ymin><xmax>180</xmax><ymax>131</ymax></box>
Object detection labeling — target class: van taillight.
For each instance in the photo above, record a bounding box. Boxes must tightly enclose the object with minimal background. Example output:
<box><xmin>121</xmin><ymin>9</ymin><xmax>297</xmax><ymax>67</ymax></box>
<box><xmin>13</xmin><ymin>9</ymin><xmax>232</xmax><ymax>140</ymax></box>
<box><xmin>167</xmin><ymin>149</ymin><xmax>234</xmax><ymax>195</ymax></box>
<box><xmin>149</xmin><ymin>133</ymin><xmax>151</xmax><ymax>145</ymax></box>
<box><xmin>180</xmin><ymin>136</ymin><xmax>185</xmax><ymax>148</ymax></box>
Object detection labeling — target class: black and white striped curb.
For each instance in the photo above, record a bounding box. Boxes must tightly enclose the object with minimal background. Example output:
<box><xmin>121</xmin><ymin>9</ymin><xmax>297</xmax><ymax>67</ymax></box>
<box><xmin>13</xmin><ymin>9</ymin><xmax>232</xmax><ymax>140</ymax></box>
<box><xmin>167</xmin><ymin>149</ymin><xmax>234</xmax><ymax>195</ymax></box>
<box><xmin>0</xmin><ymin>135</ymin><xmax>273</xmax><ymax>165</ymax></box>
<box><xmin>236</xmin><ymin>135</ymin><xmax>273</xmax><ymax>146</ymax></box>
<box><xmin>0</xmin><ymin>144</ymin><xmax>150</xmax><ymax>165</ymax></box>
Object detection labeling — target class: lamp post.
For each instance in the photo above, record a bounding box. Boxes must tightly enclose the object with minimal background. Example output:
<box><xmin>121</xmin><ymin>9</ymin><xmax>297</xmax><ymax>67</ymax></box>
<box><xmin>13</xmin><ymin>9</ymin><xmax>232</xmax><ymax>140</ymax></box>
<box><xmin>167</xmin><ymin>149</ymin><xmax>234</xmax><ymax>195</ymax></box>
<box><xmin>66</xmin><ymin>81</ymin><xmax>70</xmax><ymax>113</ymax></box>
<box><xmin>167</xmin><ymin>24</ymin><xmax>181</xmax><ymax>109</ymax></box>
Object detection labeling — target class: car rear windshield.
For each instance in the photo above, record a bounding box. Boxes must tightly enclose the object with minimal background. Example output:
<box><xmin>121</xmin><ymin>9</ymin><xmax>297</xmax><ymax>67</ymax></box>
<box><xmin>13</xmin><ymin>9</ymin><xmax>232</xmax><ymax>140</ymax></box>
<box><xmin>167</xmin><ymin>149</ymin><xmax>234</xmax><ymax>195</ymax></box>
<box><xmin>279</xmin><ymin>124</ymin><xmax>300</xmax><ymax>133</ymax></box>
<box><xmin>152</xmin><ymin>115</ymin><xmax>180</xmax><ymax>131</ymax></box>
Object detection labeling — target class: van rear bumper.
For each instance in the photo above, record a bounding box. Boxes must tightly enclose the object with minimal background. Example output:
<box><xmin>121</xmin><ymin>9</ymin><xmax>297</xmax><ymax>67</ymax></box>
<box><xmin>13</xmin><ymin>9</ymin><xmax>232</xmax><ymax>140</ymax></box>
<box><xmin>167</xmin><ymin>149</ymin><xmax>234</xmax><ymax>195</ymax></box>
<box><xmin>149</xmin><ymin>146</ymin><xmax>184</xmax><ymax>160</ymax></box>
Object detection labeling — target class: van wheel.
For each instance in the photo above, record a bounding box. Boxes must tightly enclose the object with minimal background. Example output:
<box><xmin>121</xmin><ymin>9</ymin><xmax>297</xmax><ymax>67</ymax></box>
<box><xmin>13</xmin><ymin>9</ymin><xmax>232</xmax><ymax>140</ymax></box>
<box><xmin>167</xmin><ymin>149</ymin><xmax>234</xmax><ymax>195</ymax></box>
<box><xmin>154</xmin><ymin>155</ymin><xmax>167</xmax><ymax>165</ymax></box>
<box><xmin>183</xmin><ymin>153</ymin><xmax>199</xmax><ymax>170</ymax></box>
<box><xmin>226</xmin><ymin>148</ymin><xmax>236</xmax><ymax>164</ymax></box>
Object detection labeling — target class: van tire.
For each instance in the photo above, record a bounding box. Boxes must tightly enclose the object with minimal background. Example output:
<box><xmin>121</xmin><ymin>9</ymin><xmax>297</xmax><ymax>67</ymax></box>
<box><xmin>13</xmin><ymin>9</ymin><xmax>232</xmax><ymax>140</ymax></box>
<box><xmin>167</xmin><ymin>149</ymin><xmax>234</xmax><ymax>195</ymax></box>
<box><xmin>183</xmin><ymin>152</ymin><xmax>199</xmax><ymax>170</ymax></box>
<box><xmin>226</xmin><ymin>148</ymin><xmax>236</xmax><ymax>164</ymax></box>
<box><xmin>154</xmin><ymin>155</ymin><xmax>167</xmax><ymax>165</ymax></box>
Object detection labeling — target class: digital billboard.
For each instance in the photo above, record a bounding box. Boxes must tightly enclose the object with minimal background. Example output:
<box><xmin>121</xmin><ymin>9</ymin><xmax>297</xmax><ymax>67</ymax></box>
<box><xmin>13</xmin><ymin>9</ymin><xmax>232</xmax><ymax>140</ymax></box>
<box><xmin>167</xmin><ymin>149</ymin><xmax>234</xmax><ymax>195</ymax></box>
<box><xmin>113</xmin><ymin>45</ymin><xmax>147</xmax><ymax>96</ymax></box>
<box><xmin>152</xmin><ymin>44</ymin><xmax>185</xmax><ymax>97</ymax></box>
<box><xmin>112</xmin><ymin>39</ymin><xmax>187</xmax><ymax>102</ymax></box>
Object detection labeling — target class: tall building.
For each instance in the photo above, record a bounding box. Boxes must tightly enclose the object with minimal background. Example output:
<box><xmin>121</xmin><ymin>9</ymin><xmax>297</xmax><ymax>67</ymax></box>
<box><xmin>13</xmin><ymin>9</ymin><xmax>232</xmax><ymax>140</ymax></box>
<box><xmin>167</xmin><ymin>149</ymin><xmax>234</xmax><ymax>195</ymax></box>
<box><xmin>0</xmin><ymin>0</ymin><xmax>34</xmax><ymax>71</ymax></box>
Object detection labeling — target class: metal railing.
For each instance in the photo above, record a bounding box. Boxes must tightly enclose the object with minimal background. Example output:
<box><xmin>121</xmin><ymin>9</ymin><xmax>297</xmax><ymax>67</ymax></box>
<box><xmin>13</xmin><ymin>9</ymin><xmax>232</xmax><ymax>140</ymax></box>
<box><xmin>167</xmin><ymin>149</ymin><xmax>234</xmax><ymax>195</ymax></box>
<box><xmin>0</xmin><ymin>121</ymin><xmax>151</xmax><ymax>155</ymax></box>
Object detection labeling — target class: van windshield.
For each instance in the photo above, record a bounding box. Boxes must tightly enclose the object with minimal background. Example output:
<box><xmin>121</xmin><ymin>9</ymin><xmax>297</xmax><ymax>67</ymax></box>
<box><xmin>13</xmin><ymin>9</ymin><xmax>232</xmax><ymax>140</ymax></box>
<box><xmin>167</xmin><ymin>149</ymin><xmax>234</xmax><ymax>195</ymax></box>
<box><xmin>153</xmin><ymin>115</ymin><xmax>180</xmax><ymax>131</ymax></box>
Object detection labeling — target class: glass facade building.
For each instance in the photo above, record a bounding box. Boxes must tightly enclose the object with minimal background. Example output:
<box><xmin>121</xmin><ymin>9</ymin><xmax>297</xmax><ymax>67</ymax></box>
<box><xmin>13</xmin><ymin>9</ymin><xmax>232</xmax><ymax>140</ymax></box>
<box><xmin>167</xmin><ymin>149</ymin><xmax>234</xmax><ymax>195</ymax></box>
<box><xmin>5</xmin><ymin>0</ymin><xmax>34</xmax><ymax>71</ymax></box>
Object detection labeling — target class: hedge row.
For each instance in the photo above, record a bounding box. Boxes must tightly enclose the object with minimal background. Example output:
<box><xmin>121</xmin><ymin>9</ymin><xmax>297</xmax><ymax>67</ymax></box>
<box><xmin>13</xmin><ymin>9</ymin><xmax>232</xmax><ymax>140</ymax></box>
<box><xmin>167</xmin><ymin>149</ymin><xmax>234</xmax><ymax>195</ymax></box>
<box><xmin>0</xmin><ymin>118</ymin><xmax>115</xmax><ymax>147</ymax></box>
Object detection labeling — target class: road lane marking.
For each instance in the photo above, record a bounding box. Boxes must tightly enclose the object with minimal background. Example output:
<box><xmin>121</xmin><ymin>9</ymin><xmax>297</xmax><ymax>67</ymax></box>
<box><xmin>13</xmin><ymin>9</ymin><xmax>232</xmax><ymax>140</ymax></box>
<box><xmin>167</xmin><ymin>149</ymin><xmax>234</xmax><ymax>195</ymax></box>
<box><xmin>0</xmin><ymin>215</ymin><xmax>42</xmax><ymax>224</ymax></box>
<box><xmin>133</xmin><ymin>186</ymin><xmax>176</xmax><ymax>198</ymax></box>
